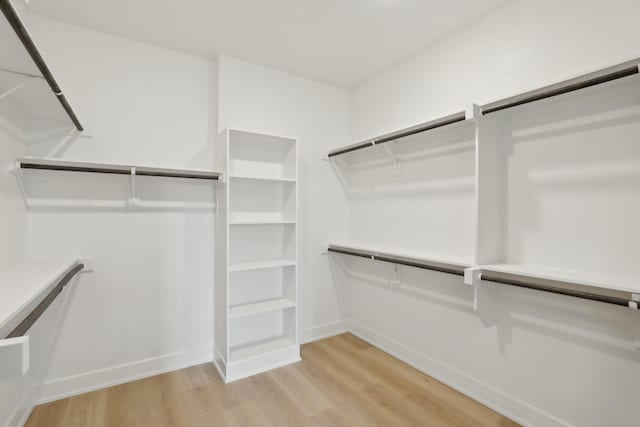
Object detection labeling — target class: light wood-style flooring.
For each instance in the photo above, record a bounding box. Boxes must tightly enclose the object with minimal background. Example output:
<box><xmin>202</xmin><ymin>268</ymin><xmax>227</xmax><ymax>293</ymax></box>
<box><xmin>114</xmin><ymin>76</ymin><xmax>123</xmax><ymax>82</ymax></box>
<box><xmin>26</xmin><ymin>333</ymin><xmax>520</xmax><ymax>426</ymax></box>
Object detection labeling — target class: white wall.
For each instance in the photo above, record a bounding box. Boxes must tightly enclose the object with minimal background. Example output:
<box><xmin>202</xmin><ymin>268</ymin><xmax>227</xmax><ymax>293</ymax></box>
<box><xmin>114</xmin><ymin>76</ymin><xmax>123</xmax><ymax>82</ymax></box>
<box><xmin>343</xmin><ymin>1</ymin><xmax>640</xmax><ymax>426</ymax></box>
<box><xmin>22</xmin><ymin>16</ymin><xmax>217</xmax><ymax>402</ymax></box>
<box><xmin>352</xmin><ymin>0</ymin><xmax>640</xmax><ymax>142</ymax></box>
<box><xmin>218</xmin><ymin>55</ymin><xmax>350</xmax><ymax>342</ymax></box>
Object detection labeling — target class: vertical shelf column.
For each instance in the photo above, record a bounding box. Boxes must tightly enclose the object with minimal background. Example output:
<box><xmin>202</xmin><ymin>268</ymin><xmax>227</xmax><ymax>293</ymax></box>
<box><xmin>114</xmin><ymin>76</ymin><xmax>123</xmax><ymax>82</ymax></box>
<box><xmin>213</xmin><ymin>129</ymin><xmax>300</xmax><ymax>382</ymax></box>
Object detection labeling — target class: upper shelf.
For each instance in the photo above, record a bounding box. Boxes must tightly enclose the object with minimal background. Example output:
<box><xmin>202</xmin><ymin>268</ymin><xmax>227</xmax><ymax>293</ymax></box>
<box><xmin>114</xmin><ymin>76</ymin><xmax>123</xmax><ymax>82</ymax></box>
<box><xmin>16</xmin><ymin>158</ymin><xmax>223</xmax><ymax>181</ymax></box>
<box><xmin>0</xmin><ymin>0</ymin><xmax>83</xmax><ymax>132</ymax></box>
<box><xmin>0</xmin><ymin>259</ymin><xmax>80</xmax><ymax>338</ymax></box>
<box><xmin>476</xmin><ymin>264</ymin><xmax>640</xmax><ymax>297</ymax></box>
<box><xmin>327</xmin><ymin>57</ymin><xmax>640</xmax><ymax>158</ymax></box>
<box><xmin>327</xmin><ymin>243</ymin><xmax>470</xmax><ymax>276</ymax></box>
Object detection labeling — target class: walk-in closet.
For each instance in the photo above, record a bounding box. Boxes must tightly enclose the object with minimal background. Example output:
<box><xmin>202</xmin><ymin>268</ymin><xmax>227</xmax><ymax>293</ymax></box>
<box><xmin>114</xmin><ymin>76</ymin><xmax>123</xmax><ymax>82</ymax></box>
<box><xmin>1</xmin><ymin>1</ymin><xmax>639</xmax><ymax>426</ymax></box>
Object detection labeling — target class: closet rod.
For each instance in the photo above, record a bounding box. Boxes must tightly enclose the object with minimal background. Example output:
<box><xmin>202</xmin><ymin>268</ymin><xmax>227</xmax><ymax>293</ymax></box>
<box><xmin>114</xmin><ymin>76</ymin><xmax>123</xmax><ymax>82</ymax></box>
<box><xmin>0</xmin><ymin>0</ymin><xmax>84</xmax><ymax>131</ymax></box>
<box><xmin>328</xmin><ymin>245</ymin><xmax>467</xmax><ymax>276</ymax></box>
<box><xmin>328</xmin><ymin>111</ymin><xmax>466</xmax><ymax>158</ymax></box>
<box><xmin>4</xmin><ymin>263</ymin><xmax>84</xmax><ymax>339</ymax></box>
<box><xmin>18</xmin><ymin>159</ymin><xmax>222</xmax><ymax>180</ymax></box>
<box><xmin>480</xmin><ymin>273</ymin><xmax>634</xmax><ymax>308</ymax></box>
<box><xmin>482</xmin><ymin>60</ymin><xmax>640</xmax><ymax>115</ymax></box>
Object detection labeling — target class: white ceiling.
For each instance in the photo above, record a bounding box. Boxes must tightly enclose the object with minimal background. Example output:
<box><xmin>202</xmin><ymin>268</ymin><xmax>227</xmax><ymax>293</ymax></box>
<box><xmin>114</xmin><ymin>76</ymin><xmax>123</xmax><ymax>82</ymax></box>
<box><xmin>28</xmin><ymin>0</ymin><xmax>509</xmax><ymax>87</ymax></box>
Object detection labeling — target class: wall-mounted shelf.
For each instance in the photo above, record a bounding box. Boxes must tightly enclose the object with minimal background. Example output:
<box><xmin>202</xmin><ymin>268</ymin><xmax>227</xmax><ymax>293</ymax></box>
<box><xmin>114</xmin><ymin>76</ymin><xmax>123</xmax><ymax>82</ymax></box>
<box><xmin>466</xmin><ymin>264</ymin><xmax>640</xmax><ymax>308</ymax></box>
<box><xmin>328</xmin><ymin>57</ymin><xmax>640</xmax><ymax>159</ymax></box>
<box><xmin>0</xmin><ymin>0</ymin><xmax>83</xmax><ymax>132</ymax></box>
<box><xmin>16</xmin><ymin>158</ymin><xmax>222</xmax><ymax>180</ymax></box>
<box><xmin>328</xmin><ymin>243</ymin><xmax>470</xmax><ymax>276</ymax></box>
<box><xmin>229</xmin><ymin>175</ymin><xmax>296</xmax><ymax>183</ymax></box>
<box><xmin>0</xmin><ymin>259</ymin><xmax>83</xmax><ymax>377</ymax></box>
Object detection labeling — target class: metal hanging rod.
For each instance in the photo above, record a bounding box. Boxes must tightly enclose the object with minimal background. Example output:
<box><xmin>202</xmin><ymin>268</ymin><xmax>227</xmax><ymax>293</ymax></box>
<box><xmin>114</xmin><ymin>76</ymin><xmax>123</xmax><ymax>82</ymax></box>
<box><xmin>482</xmin><ymin>59</ymin><xmax>640</xmax><ymax>115</ymax></box>
<box><xmin>0</xmin><ymin>0</ymin><xmax>84</xmax><ymax>131</ymax></box>
<box><xmin>327</xmin><ymin>244</ymin><xmax>468</xmax><ymax>276</ymax></box>
<box><xmin>479</xmin><ymin>272</ymin><xmax>638</xmax><ymax>308</ymax></box>
<box><xmin>4</xmin><ymin>263</ymin><xmax>84</xmax><ymax>339</ymax></box>
<box><xmin>17</xmin><ymin>158</ymin><xmax>222</xmax><ymax>180</ymax></box>
<box><xmin>327</xmin><ymin>111</ymin><xmax>467</xmax><ymax>158</ymax></box>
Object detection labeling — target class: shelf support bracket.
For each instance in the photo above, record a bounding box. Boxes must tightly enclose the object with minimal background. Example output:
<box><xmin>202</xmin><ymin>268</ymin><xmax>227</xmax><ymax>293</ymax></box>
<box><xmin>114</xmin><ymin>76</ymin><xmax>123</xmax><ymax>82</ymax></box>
<box><xmin>465</xmin><ymin>103</ymin><xmax>482</xmax><ymax>122</ymax></box>
<box><xmin>0</xmin><ymin>336</ymin><xmax>29</xmax><ymax>378</ymax></box>
<box><xmin>381</xmin><ymin>143</ymin><xmax>400</xmax><ymax>176</ymax></box>
<box><xmin>631</xmin><ymin>294</ymin><xmax>640</xmax><ymax>350</ymax></box>
<box><xmin>127</xmin><ymin>166</ymin><xmax>141</xmax><ymax>207</ymax></box>
<box><xmin>465</xmin><ymin>267</ymin><xmax>499</xmax><ymax>327</ymax></box>
<box><xmin>10</xmin><ymin>161</ymin><xmax>29</xmax><ymax>207</ymax></box>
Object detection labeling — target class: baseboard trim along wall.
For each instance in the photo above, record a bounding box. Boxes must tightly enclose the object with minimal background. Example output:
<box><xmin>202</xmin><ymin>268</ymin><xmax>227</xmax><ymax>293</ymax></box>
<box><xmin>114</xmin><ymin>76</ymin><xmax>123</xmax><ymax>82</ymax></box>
<box><xmin>36</xmin><ymin>346</ymin><xmax>212</xmax><ymax>405</ymax></box>
<box><xmin>344</xmin><ymin>318</ymin><xmax>570</xmax><ymax>427</ymax></box>
<box><xmin>300</xmin><ymin>320</ymin><xmax>347</xmax><ymax>344</ymax></box>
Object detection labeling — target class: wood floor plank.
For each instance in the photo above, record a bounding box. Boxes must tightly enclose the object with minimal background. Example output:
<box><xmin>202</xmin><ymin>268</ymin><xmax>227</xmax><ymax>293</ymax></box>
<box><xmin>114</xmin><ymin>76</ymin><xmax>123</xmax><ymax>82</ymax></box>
<box><xmin>25</xmin><ymin>333</ymin><xmax>521</xmax><ymax>427</ymax></box>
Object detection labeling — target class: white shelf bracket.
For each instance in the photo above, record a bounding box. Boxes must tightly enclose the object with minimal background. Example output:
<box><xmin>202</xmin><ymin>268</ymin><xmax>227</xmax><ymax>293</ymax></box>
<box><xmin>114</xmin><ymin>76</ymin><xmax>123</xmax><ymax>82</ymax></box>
<box><xmin>390</xmin><ymin>264</ymin><xmax>401</xmax><ymax>287</ymax></box>
<box><xmin>465</xmin><ymin>267</ymin><xmax>499</xmax><ymax>327</ymax></box>
<box><xmin>127</xmin><ymin>166</ymin><xmax>141</xmax><ymax>207</ymax></box>
<box><xmin>465</xmin><ymin>103</ymin><xmax>482</xmax><ymax>122</ymax></box>
<box><xmin>381</xmin><ymin>143</ymin><xmax>400</xmax><ymax>176</ymax></box>
<box><xmin>9</xmin><ymin>161</ymin><xmax>29</xmax><ymax>206</ymax></box>
<box><xmin>0</xmin><ymin>336</ymin><xmax>29</xmax><ymax>378</ymax></box>
<box><xmin>631</xmin><ymin>294</ymin><xmax>640</xmax><ymax>350</ymax></box>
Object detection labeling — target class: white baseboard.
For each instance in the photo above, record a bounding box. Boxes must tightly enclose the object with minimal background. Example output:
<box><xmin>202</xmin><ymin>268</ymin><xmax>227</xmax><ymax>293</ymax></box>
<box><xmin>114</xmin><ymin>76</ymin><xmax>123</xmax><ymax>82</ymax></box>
<box><xmin>345</xmin><ymin>318</ymin><xmax>570</xmax><ymax>427</ymax></box>
<box><xmin>36</xmin><ymin>346</ymin><xmax>212</xmax><ymax>405</ymax></box>
<box><xmin>300</xmin><ymin>320</ymin><xmax>346</xmax><ymax>344</ymax></box>
<box><xmin>7</xmin><ymin>384</ymin><xmax>38</xmax><ymax>427</ymax></box>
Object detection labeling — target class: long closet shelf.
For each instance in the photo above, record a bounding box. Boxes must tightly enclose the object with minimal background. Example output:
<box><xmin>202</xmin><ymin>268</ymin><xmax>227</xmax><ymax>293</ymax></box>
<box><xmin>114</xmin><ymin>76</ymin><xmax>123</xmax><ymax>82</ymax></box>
<box><xmin>0</xmin><ymin>1</ymin><xmax>83</xmax><ymax>131</ymax></box>
<box><xmin>17</xmin><ymin>158</ymin><xmax>223</xmax><ymax>181</ymax></box>
<box><xmin>327</xmin><ymin>57</ymin><xmax>640</xmax><ymax>158</ymax></box>
<box><xmin>328</xmin><ymin>111</ymin><xmax>467</xmax><ymax>158</ymax></box>
<box><xmin>327</xmin><ymin>243</ymin><xmax>470</xmax><ymax>276</ymax></box>
<box><xmin>229</xmin><ymin>337</ymin><xmax>298</xmax><ymax>362</ymax></box>
<box><xmin>229</xmin><ymin>259</ymin><xmax>296</xmax><ymax>272</ymax></box>
<box><xmin>228</xmin><ymin>174</ymin><xmax>296</xmax><ymax>183</ymax></box>
<box><xmin>0</xmin><ymin>259</ymin><xmax>83</xmax><ymax>338</ymax></box>
<box><xmin>476</xmin><ymin>264</ymin><xmax>640</xmax><ymax>307</ymax></box>
<box><xmin>229</xmin><ymin>298</ymin><xmax>296</xmax><ymax>319</ymax></box>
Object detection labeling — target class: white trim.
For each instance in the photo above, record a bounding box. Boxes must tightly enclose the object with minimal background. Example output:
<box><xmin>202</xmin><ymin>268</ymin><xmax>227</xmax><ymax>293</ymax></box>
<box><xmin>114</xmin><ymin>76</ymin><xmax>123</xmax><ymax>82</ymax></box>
<box><xmin>345</xmin><ymin>318</ymin><xmax>570</xmax><ymax>427</ymax></box>
<box><xmin>300</xmin><ymin>320</ymin><xmax>347</xmax><ymax>344</ymax></box>
<box><xmin>36</xmin><ymin>346</ymin><xmax>211</xmax><ymax>404</ymax></box>
<box><xmin>6</xmin><ymin>383</ymin><xmax>38</xmax><ymax>427</ymax></box>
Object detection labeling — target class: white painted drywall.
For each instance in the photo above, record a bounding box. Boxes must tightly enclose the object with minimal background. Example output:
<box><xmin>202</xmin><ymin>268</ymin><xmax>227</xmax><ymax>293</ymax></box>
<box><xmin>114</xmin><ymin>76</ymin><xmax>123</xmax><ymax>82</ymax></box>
<box><xmin>342</xmin><ymin>1</ymin><xmax>640</xmax><ymax>426</ymax></box>
<box><xmin>218</xmin><ymin>55</ymin><xmax>350</xmax><ymax>342</ymax></box>
<box><xmin>21</xmin><ymin>16</ymin><xmax>217</xmax><ymax>403</ymax></box>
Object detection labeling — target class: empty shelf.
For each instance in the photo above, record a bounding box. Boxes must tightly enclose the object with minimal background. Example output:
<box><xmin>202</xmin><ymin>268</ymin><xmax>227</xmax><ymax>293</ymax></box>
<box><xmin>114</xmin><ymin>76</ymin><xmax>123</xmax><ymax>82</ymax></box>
<box><xmin>478</xmin><ymin>264</ymin><xmax>640</xmax><ymax>296</ymax></box>
<box><xmin>229</xmin><ymin>259</ymin><xmax>296</xmax><ymax>272</ymax></box>
<box><xmin>229</xmin><ymin>175</ymin><xmax>296</xmax><ymax>183</ymax></box>
<box><xmin>328</xmin><ymin>243</ymin><xmax>471</xmax><ymax>276</ymax></box>
<box><xmin>229</xmin><ymin>298</ymin><xmax>296</xmax><ymax>319</ymax></box>
<box><xmin>0</xmin><ymin>259</ymin><xmax>81</xmax><ymax>337</ymax></box>
<box><xmin>17</xmin><ymin>158</ymin><xmax>223</xmax><ymax>180</ymax></box>
<box><xmin>230</xmin><ymin>337</ymin><xmax>297</xmax><ymax>361</ymax></box>
<box><xmin>229</xmin><ymin>219</ymin><xmax>296</xmax><ymax>225</ymax></box>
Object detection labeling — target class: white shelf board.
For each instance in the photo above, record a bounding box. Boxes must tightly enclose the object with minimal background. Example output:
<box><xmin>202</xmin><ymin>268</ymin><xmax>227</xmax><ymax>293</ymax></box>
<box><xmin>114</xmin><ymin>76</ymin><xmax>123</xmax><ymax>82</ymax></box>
<box><xmin>478</xmin><ymin>264</ymin><xmax>640</xmax><ymax>295</ymax></box>
<box><xmin>229</xmin><ymin>175</ymin><xmax>296</xmax><ymax>183</ymax></box>
<box><xmin>229</xmin><ymin>298</ymin><xmax>296</xmax><ymax>319</ymax></box>
<box><xmin>0</xmin><ymin>259</ymin><xmax>80</xmax><ymax>337</ymax></box>
<box><xmin>229</xmin><ymin>219</ymin><xmax>296</xmax><ymax>225</ymax></box>
<box><xmin>229</xmin><ymin>259</ymin><xmax>296</xmax><ymax>272</ymax></box>
<box><xmin>329</xmin><ymin>241</ymin><xmax>473</xmax><ymax>269</ymax></box>
<box><xmin>230</xmin><ymin>336</ymin><xmax>297</xmax><ymax>361</ymax></box>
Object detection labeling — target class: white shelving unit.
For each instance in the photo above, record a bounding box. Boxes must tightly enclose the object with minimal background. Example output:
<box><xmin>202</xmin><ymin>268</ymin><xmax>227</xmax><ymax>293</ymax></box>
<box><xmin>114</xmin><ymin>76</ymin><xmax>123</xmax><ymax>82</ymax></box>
<box><xmin>214</xmin><ymin>129</ymin><xmax>299</xmax><ymax>382</ymax></box>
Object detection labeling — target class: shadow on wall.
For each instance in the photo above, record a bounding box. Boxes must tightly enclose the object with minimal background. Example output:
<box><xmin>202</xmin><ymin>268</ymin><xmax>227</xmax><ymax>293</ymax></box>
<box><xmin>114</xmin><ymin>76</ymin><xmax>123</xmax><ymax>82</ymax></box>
<box><xmin>329</xmin><ymin>255</ymin><xmax>640</xmax><ymax>361</ymax></box>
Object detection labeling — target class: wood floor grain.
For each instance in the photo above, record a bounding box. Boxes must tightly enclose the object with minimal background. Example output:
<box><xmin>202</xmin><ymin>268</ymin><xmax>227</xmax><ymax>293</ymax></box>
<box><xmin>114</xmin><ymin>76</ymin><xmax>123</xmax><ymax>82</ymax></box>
<box><xmin>26</xmin><ymin>334</ymin><xmax>520</xmax><ymax>427</ymax></box>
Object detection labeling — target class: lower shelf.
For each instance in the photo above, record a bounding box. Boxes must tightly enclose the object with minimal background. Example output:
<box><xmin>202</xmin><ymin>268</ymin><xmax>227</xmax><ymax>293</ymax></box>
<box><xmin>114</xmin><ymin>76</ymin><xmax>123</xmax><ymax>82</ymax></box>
<box><xmin>229</xmin><ymin>298</ymin><xmax>296</xmax><ymax>319</ymax></box>
<box><xmin>217</xmin><ymin>337</ymin><xmax>300</xmax><ymax>383</ymax></box>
